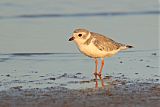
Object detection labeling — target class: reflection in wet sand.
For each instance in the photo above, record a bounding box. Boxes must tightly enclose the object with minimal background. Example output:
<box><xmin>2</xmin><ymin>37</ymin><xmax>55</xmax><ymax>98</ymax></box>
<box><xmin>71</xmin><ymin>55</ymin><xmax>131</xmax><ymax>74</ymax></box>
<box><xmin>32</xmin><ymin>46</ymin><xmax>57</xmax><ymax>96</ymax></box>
<box><xmin>94</xmin><ymin>76</ymin><xmax>113</xmax><ymax>96</ymax></box>
<box><xmin>95</xmin><ymin>75</ymin><xmax>105</xmax><ymax>88</ymax></box>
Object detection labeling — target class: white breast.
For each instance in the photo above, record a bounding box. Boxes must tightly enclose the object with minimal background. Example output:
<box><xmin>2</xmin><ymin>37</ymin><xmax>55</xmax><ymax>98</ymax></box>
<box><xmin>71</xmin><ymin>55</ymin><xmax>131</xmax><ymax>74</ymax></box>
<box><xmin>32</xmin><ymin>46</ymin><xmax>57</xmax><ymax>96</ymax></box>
<box><xmin>78</xmin><ymin>41</ymin><xmax>107</xmax><ymax>58</ymax></box>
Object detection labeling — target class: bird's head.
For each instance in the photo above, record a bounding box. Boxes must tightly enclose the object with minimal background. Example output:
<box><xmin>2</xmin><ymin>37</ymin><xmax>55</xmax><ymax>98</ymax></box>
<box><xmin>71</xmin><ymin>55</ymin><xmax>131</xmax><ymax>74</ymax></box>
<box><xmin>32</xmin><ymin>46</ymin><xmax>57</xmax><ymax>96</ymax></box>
<box><xmin>69</xmin><ymin>28</ymin><xmax>90</xmax><ymax>44</ymax></box>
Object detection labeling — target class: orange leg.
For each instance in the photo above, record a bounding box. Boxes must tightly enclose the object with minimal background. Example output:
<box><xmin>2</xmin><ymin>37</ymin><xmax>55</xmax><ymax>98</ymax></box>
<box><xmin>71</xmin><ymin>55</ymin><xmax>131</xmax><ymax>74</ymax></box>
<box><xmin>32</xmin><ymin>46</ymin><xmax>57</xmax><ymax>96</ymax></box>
<box><xmin>98</xmin><ymin>58</ymin><xmax>105</xmax><ymax>87</ymax></box>
<box><xmin>94</xmin><ymin>58</ymin><xmax>98</xmax><ymax>88</ymax></box>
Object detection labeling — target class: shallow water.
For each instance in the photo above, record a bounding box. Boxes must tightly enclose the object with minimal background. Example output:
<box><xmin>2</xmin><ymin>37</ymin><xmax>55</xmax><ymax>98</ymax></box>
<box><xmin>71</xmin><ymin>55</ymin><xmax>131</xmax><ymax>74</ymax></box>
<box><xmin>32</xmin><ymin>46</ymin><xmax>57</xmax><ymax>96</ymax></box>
<box><xmin>0</xmin><ymin>0</ymin><xmax>159</xmax><ymax>90</ymax></box>
<box><xmin>0</xmin><ymin>0</ymin><xmax>159</xmax><ymax>53</ymax></box>
<box><xmin>0</xmin><ymin>50</ymin><xmax>159</xmax><ymax>90</ymax></box>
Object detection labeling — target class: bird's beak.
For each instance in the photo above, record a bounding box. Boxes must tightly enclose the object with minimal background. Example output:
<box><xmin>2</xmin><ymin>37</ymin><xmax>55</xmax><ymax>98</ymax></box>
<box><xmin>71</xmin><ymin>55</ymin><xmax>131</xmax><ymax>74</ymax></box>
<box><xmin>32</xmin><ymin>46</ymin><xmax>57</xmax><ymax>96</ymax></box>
<box><xmin>68</xmin><ymin>36</ymin><xmax>75</xmax><ymax>41</ymax></box>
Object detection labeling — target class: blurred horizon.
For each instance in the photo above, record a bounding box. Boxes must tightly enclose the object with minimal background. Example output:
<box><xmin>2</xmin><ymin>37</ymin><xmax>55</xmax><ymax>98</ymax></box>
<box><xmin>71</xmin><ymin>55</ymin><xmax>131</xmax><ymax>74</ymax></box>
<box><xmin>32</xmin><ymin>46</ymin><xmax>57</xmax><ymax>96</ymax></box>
<box><xmin>0</xmin><ymin>0</ymin><xmax>159</xmax><ymax>53</ymax></box>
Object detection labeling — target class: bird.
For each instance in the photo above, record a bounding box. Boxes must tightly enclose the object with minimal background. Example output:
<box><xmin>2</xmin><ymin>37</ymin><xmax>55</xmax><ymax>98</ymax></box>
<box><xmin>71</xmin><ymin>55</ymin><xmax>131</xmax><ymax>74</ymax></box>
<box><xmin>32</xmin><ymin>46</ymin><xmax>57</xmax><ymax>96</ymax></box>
<box><xmin>68</xmin><ymin>28</ymin><xmax>133</xmax><ymax>87</ymax></box>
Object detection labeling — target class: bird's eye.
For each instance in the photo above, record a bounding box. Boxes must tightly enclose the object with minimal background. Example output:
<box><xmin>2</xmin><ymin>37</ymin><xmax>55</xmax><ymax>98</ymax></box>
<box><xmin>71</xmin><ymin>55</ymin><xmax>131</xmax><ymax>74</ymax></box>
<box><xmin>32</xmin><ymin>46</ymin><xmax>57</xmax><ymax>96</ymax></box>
<box><xmin>78</xmin><ymin>34</ymin><xmax>82</xmax><ymax>37</ymax></box>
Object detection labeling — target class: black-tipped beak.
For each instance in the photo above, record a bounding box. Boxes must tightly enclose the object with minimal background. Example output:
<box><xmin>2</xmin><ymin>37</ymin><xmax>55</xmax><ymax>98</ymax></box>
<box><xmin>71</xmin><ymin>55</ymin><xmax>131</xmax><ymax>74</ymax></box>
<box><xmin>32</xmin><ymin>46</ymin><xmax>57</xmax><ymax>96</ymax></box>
<box><xmin>69</xmin><ymin>36</ymin><xmax>75</xmax><ymax>41</ymax></box>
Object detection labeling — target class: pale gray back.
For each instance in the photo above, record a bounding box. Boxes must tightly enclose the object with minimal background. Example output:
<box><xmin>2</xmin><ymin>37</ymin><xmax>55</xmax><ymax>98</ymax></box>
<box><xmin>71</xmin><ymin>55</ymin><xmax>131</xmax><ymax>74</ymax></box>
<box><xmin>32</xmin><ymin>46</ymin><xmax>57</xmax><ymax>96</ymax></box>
<box><xmin>90</xmin><ymin>32</ymin><xmax>125</xmax><ymax>51</ymax></box>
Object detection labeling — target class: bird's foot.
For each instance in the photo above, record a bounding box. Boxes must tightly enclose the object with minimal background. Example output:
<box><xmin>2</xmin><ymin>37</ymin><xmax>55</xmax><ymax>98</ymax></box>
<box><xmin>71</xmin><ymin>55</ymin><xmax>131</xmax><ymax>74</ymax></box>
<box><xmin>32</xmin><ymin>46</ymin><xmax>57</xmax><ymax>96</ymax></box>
<box><xmin>94</xmin><ymin>72</ymin><xmax>102</xmax><ymax>78</ymax></box>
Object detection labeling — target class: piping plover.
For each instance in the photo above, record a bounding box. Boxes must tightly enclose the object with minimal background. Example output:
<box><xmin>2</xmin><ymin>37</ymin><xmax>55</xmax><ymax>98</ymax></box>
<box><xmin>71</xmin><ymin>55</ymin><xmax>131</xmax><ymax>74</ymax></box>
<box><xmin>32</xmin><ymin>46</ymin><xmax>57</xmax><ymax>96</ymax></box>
<box><xmin>69</xmin><ymin>28</ymin><xmax>133</xmax><ymax>87</ymax></box>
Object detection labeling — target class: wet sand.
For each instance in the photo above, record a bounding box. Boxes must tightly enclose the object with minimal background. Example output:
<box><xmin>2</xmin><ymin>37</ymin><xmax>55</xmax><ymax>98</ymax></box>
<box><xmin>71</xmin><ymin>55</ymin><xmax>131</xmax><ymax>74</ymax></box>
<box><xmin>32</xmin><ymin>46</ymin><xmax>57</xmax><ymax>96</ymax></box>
<box><xmin>0</xmin><ymin>81</ymin><xmax>159</xmax><ymax>107</ymax></box>
<box><xmin>0</xmin><ymin>50</ymin><xmax>159</xmax><ymax>107</ymax></box>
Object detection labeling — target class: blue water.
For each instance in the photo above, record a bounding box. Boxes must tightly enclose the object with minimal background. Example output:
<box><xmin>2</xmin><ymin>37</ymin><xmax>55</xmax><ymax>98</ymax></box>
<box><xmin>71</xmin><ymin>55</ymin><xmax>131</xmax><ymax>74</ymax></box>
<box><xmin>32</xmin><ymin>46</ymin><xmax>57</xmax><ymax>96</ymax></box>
<box><xmin>0</xmin><ymin>0</ymin><xmax>159</xmax><ymax>53</ymax></box>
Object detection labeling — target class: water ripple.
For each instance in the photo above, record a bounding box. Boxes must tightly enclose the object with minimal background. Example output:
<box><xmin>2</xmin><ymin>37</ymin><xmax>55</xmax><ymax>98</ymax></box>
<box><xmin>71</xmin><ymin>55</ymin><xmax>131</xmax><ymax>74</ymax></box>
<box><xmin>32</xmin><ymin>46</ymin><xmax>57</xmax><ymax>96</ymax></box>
<box><xmin>0</xmin><ymin>10</ymin><xmax>159</xmax><ymax>19</ymax></box>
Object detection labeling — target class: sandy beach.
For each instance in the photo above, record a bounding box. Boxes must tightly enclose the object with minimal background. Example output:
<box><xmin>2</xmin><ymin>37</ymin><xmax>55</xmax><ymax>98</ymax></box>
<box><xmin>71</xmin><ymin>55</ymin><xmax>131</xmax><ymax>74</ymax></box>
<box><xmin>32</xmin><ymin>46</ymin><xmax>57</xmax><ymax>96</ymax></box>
<box><xmin>0</xmin><ymin>0</ymin><xmax>159</xmax><ymax>107</ymax></box>
<box><xmin>0</xmin><ymin>50</ymin><xmax>159</xmax><ymax>107</ymax></box>
<box><xmin>0</xmin><ymin>81</ymin><xmax>159</xmax><ymax>107</ymax></box>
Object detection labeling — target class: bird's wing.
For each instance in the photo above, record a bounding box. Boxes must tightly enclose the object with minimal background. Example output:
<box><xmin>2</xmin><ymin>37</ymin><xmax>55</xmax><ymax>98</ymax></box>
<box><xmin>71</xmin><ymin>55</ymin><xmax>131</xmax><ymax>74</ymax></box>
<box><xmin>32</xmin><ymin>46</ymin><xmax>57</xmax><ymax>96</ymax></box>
<box><xmin>91</xmin><ymin>32</ymin><xmax>125</xmax><ymax>52</ymax></box>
